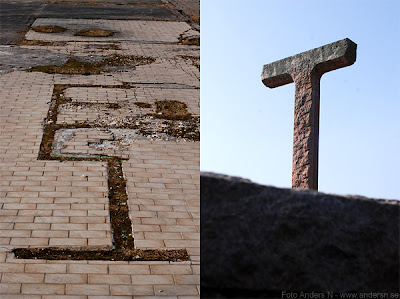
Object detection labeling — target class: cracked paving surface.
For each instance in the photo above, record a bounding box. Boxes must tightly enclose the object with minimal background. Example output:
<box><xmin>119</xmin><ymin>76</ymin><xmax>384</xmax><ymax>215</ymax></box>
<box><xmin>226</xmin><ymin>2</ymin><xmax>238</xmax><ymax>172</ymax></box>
<box><xmin>0</xmin><ymin>12</ymin><xmax>199</xmax><ymax>298</ymax></box>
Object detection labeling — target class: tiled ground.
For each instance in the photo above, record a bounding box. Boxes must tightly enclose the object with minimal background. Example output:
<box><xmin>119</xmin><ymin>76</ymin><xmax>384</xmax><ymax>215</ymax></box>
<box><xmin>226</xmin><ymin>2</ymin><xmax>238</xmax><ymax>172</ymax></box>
<box><xmin>27</xmin><ymin>19</ymin><xmax>198</xmax><ymax>43</ymax></box>
<box><xmin>0</xmin><ymin>18</ymin><xmax>199</xmax><ymax>298</ymax></box>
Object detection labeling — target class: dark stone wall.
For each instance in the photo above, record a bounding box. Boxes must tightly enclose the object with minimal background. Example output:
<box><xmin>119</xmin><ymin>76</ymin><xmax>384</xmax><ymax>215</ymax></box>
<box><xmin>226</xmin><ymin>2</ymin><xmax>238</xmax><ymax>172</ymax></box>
<box><xmin>201</xmin><ymin>172</ymin><xmax>400</xmax><ymax>298</ymax></box>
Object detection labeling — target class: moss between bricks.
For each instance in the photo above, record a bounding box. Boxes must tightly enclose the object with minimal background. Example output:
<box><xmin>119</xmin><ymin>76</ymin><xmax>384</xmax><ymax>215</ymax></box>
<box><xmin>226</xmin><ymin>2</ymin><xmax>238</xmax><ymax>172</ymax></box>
<box><xmin>13</xmin><ymin>84</ymin><xmax>193</xmax><ymax>261</ymax></box>
<box><xmin>27</xmin><ymin>54</ymin><xmax>156</xmax><ymax>75</ymax></box>
<box><xmin>47</xmin><ymin>0</ymin><xmax>164</xmax><ymax>6</ymax></box>
<box><xmin>98</xmin><ymin>43</ymin><xmax>122</xmax><ymax>50</ymax></box>
<box><xmin>179</xmin><ymin>35</ymin><xmax>200</xmax><ymax>46</ymax></box>
<box><xmin>190</xmin><ymin>14</ymin><xmax>200</xmax><ymax>25</ymax></box>
<box><xmin>154</xmin><ymin>100</ymin><xmax>192</xmax><ymax>121</ymax></box>
<box><xmin>18</xmin><ymin>38</ymin><xmax>62</xmax><ymax>46</ymax></box>
<box><xmin>32</xmin><ymin>25</ymin><xmax>67</xmax><ymax>33</ymax></box>
<box><xmin>13</xmin><ymin>248</ymin><xmax>189</xmax><ymax>261</ymax></box>
<box><xmin>134</xmin><ymin>102</ymin><xmax>152</xmax><ymax>108</ymax></box>
<box><xmin>75</xmin><ymin>29</ymin><xmax>114</xmax><ymax>37</ymax></box>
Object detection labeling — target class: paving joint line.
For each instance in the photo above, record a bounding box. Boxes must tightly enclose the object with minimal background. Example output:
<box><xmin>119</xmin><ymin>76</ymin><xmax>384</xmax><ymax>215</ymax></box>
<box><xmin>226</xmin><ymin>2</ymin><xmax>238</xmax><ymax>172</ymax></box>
<box><xmin>12</xmin><ymin>83</ymin><xmax>193</xmax><ymax>261</ymax></box>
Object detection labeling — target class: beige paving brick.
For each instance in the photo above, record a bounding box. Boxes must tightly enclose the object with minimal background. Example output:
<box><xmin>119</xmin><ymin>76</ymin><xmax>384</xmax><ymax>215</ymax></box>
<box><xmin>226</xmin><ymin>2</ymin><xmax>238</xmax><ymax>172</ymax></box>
<box><xmin>10</xmin><ymin>237</ymin><xmax>49</xmax><ymax>246</ymax></box>
<box><xmin>174</xmin><ymin>274</ymin><xmax>200</xmax><ymax>285</ymax></box>
<box><xmin>144</xmin><ymin>232</ymin><xmax>182</xmax><ymax>240</ymax></box>
<box><xmin>87</xmin><ymin>238</ymin><xmax>112</xmax><ymax>246</ymax></box>
<box><xmin>110</xmin><ymin>285</ymin><xmax>154</xmax><ymax>296</ymax></box>
<box><xmin>88</xmin><ymin>223</ymin><xmax>110</xmax><ymax>231</ymax></box>
<box><xmin>177</xmin><ymin>219</ymin><xmax>199</xmax><ymax>226</ymax></box>
<box><xmin>0</xmin><ymin>263</ymin><xmax>25</xmax><ymax>272</ymax></box>
<box><xmin>0</xmin><ymin>216</ymin><xmax>34</xmax><ymax>223</ymax></box>
<box><xmin>66</xmin><ymin>284</ymin><xmax>109</xmax><ymax>295</ymax></box>
<box><xmin>51</xmin><ymin>223</ymin><xmax>87</xmax><ymax>231</ymax></box>
<box><xmin>150</xmin><ymin>265</ymin><xmax>192</xmax><ymax>275</ymax></box>
<box><xmin>88</xmin><ymin>274</ymin><xmax>131</xmax><ymax>284</ymax></box>
<box><xmin>133</xmin><ymin>225</ymin><xmax>161</xmax><ymax>232</ymax></box>
<box><xmin>69</xmin><ymin>230</ymin><xmax>106</xmax><ymax>239</ymax></box>
<box><xmin>141</xmin><ymin>218</ymin><xmax>177</xmax><ymax>225</ymax></box>
<box><xmin>134</xmin><ymin>240</ymin><xmax>165</xmax><ymax>248</ymax></box>
<box><xmin>0</xmin><ymin>223</ymin><xmax>14</xmax><ymax>229</ymax></box>
<box><xmin>131</xmin><ymin>274</ymin><xmax>174</xmax><ymax>285</ymax></box>
<box><xmin>34</xmin><ymin>216</ymin><xmax>69</xmax><ymax>223</ymax></box>
<box><xmin>18</xmin><ymin>210</ymin><xmax>53</xmax><ymax>216</ymax></box>
<box><xmin>45</xmin><ymin>273</ymin><xmax>87</xmax><ymax>284</ymax></box>
<box><xmin>49</xmin><ymin>238</ymin><xmax>87</xmax><ymax>246</ymax></box>
<box><xmin>0</xmin><ymin>283</ymin><xmax>22</xmax><ymax>295</ymax></box>
<box><xmin>161</xmin><ymin>225</ymin><xmax>197</xmax><ymax>233</ymax></box>
<box><xmin>164</xmin><ymin>240</ymin><xmax>199</xmax><ymax>248</ymax></box>
<box><xmin>154</xmin><ymin>285</ymin><xmax>198</xmax><ymax>296</ymax></box>
<box><xmin>139</xmin><ymin>205</ymin><xmax>173</xmax><ymax>212</ymax></box>
<box><xmin>0</xmin><ymin>230</ymin><xmax>31</xmax><ymax>238</ymax></box>
<box><xmin>0</xmin><ymin>210</ymin><xmax>18</xmax><ymax>216</ymax></box>
<box><xmin>2</xmin><ymin>273</ymin><xmax>44</xmax><ymax>283</ymax></box>
<box><xmin>25</xmin><ymin>264</ymin><xmax>67</xmax><ymax>273</ymax></box>
<box><xmin>68</xmin><ymin>264</ymin><xmax>108</xmax><ymax>274</ymax></box>
<box><xmin>52</xmin><ymin>210</ymin><xmax>87</xmax><ymax>217</ymax></box>
<box><xmin>70</xmin><ymin>216</ymin><xmax>106</xmax><ymax>224</ymax></box>
<box><xmin>21</xmin><ymin>284</ymin><xmax>65</xmax><ymax>295</ymax></box>
<box><xmin>0</xmin><ymin>238</ymin><xmax>11</xmax><ymax>245</ymax></box>
<box><xmin>109</xmin><ymin>264</ymin><xmax>150</xmax><ymax>275</ymax></box>
<box><xmin>2</xmin><ymin>203</ymin><xmax>36</xmax><ymax>210</ymax></box>
<box><xmin>31</xmin><ymin>230</ymin><xmax>69</xmax><ymax>238</ymax></box>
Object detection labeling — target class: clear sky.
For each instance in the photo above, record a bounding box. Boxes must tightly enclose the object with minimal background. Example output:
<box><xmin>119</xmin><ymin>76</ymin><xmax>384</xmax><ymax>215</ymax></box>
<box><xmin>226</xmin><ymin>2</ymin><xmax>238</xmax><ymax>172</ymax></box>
<box><xmin>200</xmin><ymin>0</ymin><xmax>400</xmax><ymax>200</ymax></box>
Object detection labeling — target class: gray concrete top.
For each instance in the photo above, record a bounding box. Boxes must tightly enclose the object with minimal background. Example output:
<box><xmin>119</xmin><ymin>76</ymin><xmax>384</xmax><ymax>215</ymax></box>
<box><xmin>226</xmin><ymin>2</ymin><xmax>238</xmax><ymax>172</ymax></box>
<box><xmin>261</xmin><ymin>38</ymin><xmax>357</xmax><ymax>88</ymax></box>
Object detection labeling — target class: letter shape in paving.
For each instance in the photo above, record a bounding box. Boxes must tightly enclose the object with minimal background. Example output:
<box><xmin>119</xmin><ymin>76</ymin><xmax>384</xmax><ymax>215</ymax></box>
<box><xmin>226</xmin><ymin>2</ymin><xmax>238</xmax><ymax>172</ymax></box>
<box><xmin>261</xmin><ymin>38</ymin><xmax>357</xmax><ymax>190</ymax></box>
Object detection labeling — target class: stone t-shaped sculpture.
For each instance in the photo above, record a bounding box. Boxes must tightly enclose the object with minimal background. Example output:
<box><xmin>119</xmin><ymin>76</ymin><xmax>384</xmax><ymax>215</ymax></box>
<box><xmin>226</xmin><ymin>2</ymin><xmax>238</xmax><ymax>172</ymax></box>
<box><xmin>261</xmin><ymin>38</ymin><xmax>357</xmax><ymax>190</ymax></box>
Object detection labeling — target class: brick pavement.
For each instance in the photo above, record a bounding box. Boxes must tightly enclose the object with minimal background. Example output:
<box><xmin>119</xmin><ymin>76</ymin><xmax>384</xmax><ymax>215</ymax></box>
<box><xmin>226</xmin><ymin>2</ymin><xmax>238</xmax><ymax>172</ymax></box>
<box><xmin>0</xmin><ymin>15</ymin><xmax>199</xmax><ymax>298</ymax></box>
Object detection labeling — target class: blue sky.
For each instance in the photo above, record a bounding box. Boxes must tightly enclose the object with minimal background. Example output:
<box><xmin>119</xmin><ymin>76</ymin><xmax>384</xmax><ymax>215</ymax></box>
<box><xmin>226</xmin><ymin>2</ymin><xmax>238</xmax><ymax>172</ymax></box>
<box><xmin>200</xmin><ymin>0</ymin><xmax>400</xmax><ymax>200</ymax></box>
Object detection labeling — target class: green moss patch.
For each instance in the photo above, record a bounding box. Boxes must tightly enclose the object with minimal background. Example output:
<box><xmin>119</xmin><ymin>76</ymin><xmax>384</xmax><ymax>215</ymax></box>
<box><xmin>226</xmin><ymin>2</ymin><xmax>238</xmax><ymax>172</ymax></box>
<box><xmin>190</xmin><ymin>14</ymin><xmax>200</xmax><ymax>25</ymax></box>
<box><xmin>135</xmin><ymin>102</ymin><xmax>152</xmax><ymax>109</ymax></box>
<box><xmin>27</xmin><ymin>54</ymin><xmax>156</xmax><ymax>75</ymax></box>
<box><xmin>163</xmin><ymin>117</ymin><xmax>199</xmax><ymax>141</ymax></box>
<box><xmin>179</xmin><ymin>36</ymin><xmax>200</xmax><ymax>46</ymax></box>
<box><xmin>102</xmin><ymin>54</ymin><xmax>156</xmax><ymax>67</ymax></box>
<box><xmin>75</xmin><ymin>29</ymin><xmax>114</xmax><ymax>37</ymax></box>
<box><xmin>154</xmin><ymin>100</ymin><xmax>192</xmax><ymax>121</ymax></box>
<box><xmin>98</xmin><ymin>44</ymin><xmax>122</xmax><ymax>50</ymax></box>
<box><xmin>19</xmin><ymin>39</ymin><xmax>59</xmax><ymax>46</ymax></box>
<box><xmin>28</xmin><ymin>58</ymin><xmax>105</xmax><ymax>75</ymax></box>
<box><xmin>32</xmin><ymin>25</ymin><xmax>67</xmax><ymax>33</ymax></box>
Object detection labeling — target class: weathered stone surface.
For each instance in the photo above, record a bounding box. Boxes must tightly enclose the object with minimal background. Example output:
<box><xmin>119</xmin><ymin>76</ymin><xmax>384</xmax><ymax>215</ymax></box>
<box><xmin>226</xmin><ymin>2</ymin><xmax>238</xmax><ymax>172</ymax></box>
<box><xmin>201</xmin><ymin>172</ymin><xmax>399</xmax><ymax>296</ymax></box>
<box><xmin>261</xmin><ymin>38</ymin><xmax>357</xmax><ymax>88</ymax></box>
<box><xmin>0</xmin><ymin>46</ymin><xmax>71</xmax><ymax>75</ymax></box>
<box><xmin>261</xmin><ymin>39</ymin><xmax>357</xmax><ymax>190</ymax></box>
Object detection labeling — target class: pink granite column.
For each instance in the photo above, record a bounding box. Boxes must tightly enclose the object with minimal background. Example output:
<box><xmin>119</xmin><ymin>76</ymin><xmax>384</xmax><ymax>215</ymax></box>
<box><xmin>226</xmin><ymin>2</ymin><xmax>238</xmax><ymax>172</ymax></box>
<box><xmin>291</xmin><ymin>68</ymin><xmax>321</xmax><ymax>190</ymax></box>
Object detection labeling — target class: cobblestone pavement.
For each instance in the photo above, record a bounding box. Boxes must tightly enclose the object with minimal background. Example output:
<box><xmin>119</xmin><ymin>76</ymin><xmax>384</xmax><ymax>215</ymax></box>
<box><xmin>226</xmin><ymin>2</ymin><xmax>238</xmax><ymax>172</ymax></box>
<box><xmin>0</xmin><ymin>2</ymin><xmax>199</xmax><ymax>297</ymax></box>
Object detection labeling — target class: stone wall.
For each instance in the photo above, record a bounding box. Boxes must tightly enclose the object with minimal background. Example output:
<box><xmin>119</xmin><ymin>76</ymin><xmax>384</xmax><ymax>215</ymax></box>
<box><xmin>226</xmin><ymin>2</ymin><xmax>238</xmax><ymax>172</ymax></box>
<box><xmin>201</xmin><ymin>172</ymin><xmax>400</xmax><ymax>297</ymax></box>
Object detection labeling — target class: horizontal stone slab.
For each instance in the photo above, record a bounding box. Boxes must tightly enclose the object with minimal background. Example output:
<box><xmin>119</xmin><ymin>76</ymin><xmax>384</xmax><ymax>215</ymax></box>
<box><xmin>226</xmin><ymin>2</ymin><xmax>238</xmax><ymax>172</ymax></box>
<box><xmin>262</xmin><ymin>38</ymin><xmax>357</xmax><ymax>88</ymax></box>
